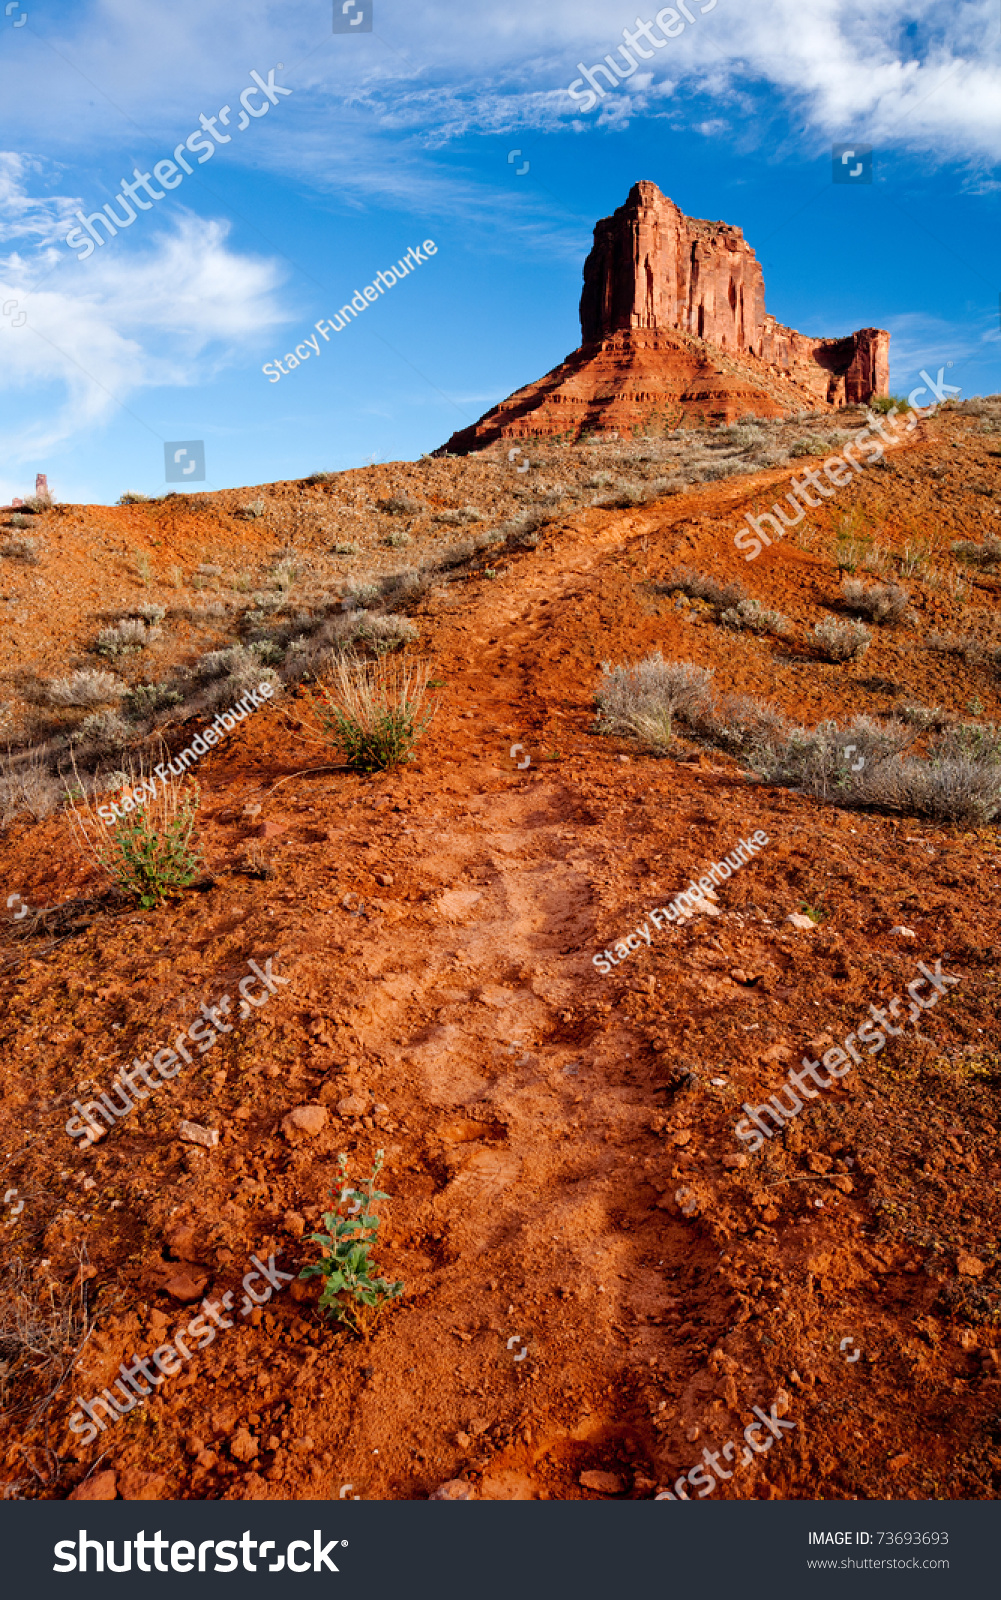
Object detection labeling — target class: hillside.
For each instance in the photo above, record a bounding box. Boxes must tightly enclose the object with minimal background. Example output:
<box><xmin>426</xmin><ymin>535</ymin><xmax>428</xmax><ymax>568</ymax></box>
<box><xmin>1</xmin><ymin>396</ymin><xmax>999</xmax><ymax>1504</ymax></box>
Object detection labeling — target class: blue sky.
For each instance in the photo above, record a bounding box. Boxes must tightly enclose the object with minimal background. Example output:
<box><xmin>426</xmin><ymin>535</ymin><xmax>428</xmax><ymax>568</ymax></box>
<box><xmin>1</xmin><ymin>0</ymin><xmax>999</xmax><ymax>505</ymax></box>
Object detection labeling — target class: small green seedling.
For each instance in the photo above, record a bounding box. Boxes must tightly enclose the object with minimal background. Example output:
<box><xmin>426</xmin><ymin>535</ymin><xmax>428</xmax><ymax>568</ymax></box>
<box><xmin>300</xmin><ymin>1151</ymin><xmax>403</xmax><ymax>1335</ymax></box>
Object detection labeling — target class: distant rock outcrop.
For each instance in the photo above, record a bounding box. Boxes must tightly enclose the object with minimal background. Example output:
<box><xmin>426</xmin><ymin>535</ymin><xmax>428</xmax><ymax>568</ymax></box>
<box><xmin>440</xmin><ymin>181</ymin><xmax>889</xmax><ymax>452</ymax></box>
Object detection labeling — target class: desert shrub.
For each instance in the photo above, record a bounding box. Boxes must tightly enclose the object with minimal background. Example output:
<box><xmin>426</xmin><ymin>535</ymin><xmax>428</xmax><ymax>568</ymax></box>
<box><xmin>595</xmin><ymin>654</ymin><xmax>714</xmax><ymax>751</ymax></box>
<box><xmin>0</xmin><ymin>1257</ymin><xmax>90</xmax><ymax>1412</ymax></box>
<box><xmin>304</xmin><ymin>655</ymin><xmax>435</xmax><ymax>771</ymax></box>
<box><xmin>304</xmin><ymin>471</ymin><xmax>336</xmax><ymax>485</ymax></box>
<box><xmin>924</xmin><ymin>631</ymin><xmax>983</xmax><ymax>664</ymax></box>
<box><xmin>70</xmin><ymin>710</ymin><xmax>131</xmax><ymax>749</ymax></box>
<box><xmin>7</xmin><ymin>512</ymin><xmax>30</xmax><ymax>528</ymax></box>
<box><xmin>299</xmin><ymin>1152</ymin><xmax>404</xmax><ymax>1334</ymax></box>
<box><xmin>840</xmin><ymin>579</ymin><xmax>910</xmax><ymax>624</ymax></box>
<box><xmin>377</xmin><ymin>495</ymin><xmax>422</xmax><ymax>515</ymax></box>
<box><xmin>69</xmin><ymin>768</ymin><xmax>204</xmax><ymax>908</ymax></box>
<box><xmin>238</xmin><ymin>499</ymin><xmax>266</xmax><ymax>519</ymax></box>
<box><xmin>385</xmin><ymin>530</ymin><xmax>411</xmax><ymax>548</ymax></box>
<box><xmin>0</xmin><ymin>749</ymin><xmax>62</xmax><ymax>824</ymax></box>
<box><xmin>812</xmin><ymin>618</ymin><xmax>871</xmax><ymax>661</ymax></box>
<box><xmin>342</xmin><ymin>579</ymin><xmax>381</xmax><ymax>610</ymax></box>
<box><xmin>354</xmin><ymin>614</ymin><xmax>419</xmax><ymax>654</ymax></box>
<box><xmin>789</xmin><ymin>436</ymin><xmax>828</xmax><ymax>456</ymax></box>
<box><xmin>694</xmin><ymin>459</ymin><xmax>746</xmax><ymax>482</ymax></box>
<box><xmin>896</xmin><ymin>757</ymin><xmax>1001</xmax><ymax>827</ymax></box>
<box><xmin>123</xmin><ymin>682</ymin><xmax>184</xmax><ymax>719</ymax></box>
<box><xmin>1</xmin><ymin>535</ymin><xmax>41</xmax><ymax>564</ymax></box>
<box><xmin>48</xmin><ymin>670</ymin><xmax>125</xmax><ymax>707</ymax></box>
<box><xmin>117</xmin><ymin>492</ymin><xmax>150</xmax><ymax>505</ymax></box>
<box><xmin>747</xmin><ymin>716</ymin><xmax>915</xmax><ymax>803</ymax></box>
<box><xmin>133</xmin><ymin>603</ymin><xmax>166</xmax><ymax>624</ymax></box>
<box><xmin>334</xmin><ymin>542</ymin><xmax>360</xmax><ymax>556</ymax></box>
<box><xmin>435</xmin><ymin>506</ymin><xmax>483</xmax><ymax>525</ymax></box>
<box><xmin>719</xmin><ymin>598</ymin><xmax>792</xmax><ymax>636</ymax></box>
<box><xmin>21</xmin><ymin>494</ymin><xmax>52</xmax><ymax>513</ymax></box>
<box><xmin>197</xmin><ymin>563</ymin><xmax>222</xmax><ymax>578</ymax></box>
<box><xmin>951</xmin><ymin>537</ymin><xmax>1001</xmax><ymax>568</ymax></box>
<box><xmin>96</xmin><ymin>619</ymin><xmax>160</xmax><ymax>656</ymax></box>
<box><xmin>901</xmin><ymin>704</ymin><xmax>945</xmax><ymax>728</ymax></box>
<box><xmin>659</xmin><ymin>566</ymin><xmax>747</xmax><ymax>612</ymax></box>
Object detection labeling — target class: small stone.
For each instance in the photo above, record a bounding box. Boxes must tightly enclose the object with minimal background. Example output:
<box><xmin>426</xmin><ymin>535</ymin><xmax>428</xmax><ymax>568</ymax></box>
<box><xmin>617</xmin><ymin>755</ymin><xmax>631</xmax><ymax>764</ymax></box>
<box><xmin>888</xmin><ymin>1452</ymin><xmax>910</xmax><ymax>1473</ymax></box>
<box><xmin>957</xmin><ymin>1252</ymin><xmax>985</xmax><ymax>1278</ymax></box>
<box><xmin>722</xmin><ymin>1153</ymin><xmax>747</xmax><ymax>1170</ymax></box>
<box><xmin>234</xmin><ymin>1105</ymin><xmax>252</xmax><ymax>1121</ymax></box>
<box><xmin>579</xmin><ymin>1469</ymin><xmax>626</xmax><ymax>1494</ymax></box>
<box><xmin>375</xmin><ymin>873</ymin><xmax>394</xmax><ymax>887</ymax></box>
<box><xmin>283</xmin><ymin>1210</ymin><xmax>306</xmax><ymax>1238</ymax></box>
<box><xmin>336</xmin><ymin>1092</ymin><xmax>368</xmax><ymax>1118</ymax></box>
<box><xmin>164</xmin><ymin>1221</ymin><xmax>198</xmax><ymax>1259</ymax></box>
<box><xmin>786</xmin><ymin>912</ymin><xmax>816</xmax><ymax>930</ymax></box>
<box><xmin>69</xmin><ymin>1470</ymin><xmax>117</xmax><ymax>1500</ymax></box>
<box><xmin>281</xmin><ymin>1104</ymin><xmax>328</xmax><ymax>1138</ymax></box>
<box><xmin>890</xmin><ymin>925</ymin><xmax>916</xmax><ymax>938</ymax></box>
<box><xmin>807</xmin><ymin>1153</ymin><xmax>833</xmax><ymax>1174</ymax></box>
<box><xmin>685</xmin><ymin>1426</ymin><xmax>700</xmax><ymax>1443</ymax></box>
<box><xmin>831</xmin><ymin>1175</ymin><xmax>854</xmax><ymax>1193</ymax></box>
<box><xmin>255</xmin><ymin>820</ymin><xmax>284</xmax><ymax>838</ymax></box>
<box><xmin>429</xmin><ymin>1479</ymin><xmax>474</xmax><ymax>1500</ymax></box>
<box><xmin>158</xmin><ymin>1267</ymin><xmax>210</xmax><ymax>1303</ymax></box>
<box><xmin>230</xmin><ymin>1429</ymin><xmax>259</xmax><ymax>1463</ymax></box>
<box><xmin>455</xmin><ymin>1431</ymin><xmax>471</xmax><ymax>1448</ymax></box>
<box><xmin>178</xmin><ymin>1119</ymin><xmax>219</xmax><ymax>1149</ymax></box>
<box><xmin>672</xmin><ymin>1130</ymin><xmax>692</xmax><ymax>1147</ymax></box>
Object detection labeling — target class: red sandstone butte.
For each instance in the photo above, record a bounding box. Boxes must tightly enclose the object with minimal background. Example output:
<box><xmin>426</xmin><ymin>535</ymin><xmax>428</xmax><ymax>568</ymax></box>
<box><xmin>440</xmin><ymin>181</ymin><xmax>889</xmax><ymax>451</ymax></box>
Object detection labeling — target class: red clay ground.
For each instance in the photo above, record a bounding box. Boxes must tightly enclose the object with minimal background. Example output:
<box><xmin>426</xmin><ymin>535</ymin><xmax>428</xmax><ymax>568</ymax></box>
<box><xmin>1</xmin><ymin>399</ymin><xmax>999</xmax><ymax>1502</ymax></box>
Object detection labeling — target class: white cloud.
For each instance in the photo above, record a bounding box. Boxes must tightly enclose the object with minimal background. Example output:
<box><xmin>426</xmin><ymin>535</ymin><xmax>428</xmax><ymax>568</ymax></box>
<box><xmin>0</xmin><ymin>186</ymin><xmax>291</xmax><ymax>459</ymax></box>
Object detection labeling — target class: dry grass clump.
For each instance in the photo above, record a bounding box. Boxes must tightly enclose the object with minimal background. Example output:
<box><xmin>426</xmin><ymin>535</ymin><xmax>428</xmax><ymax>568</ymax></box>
<box><xmin>47</xmin><ymin>670</ymin><xmax>125</xmax><ymax>707</ymax></box>
<box><xmin>435</xmin><ymin>506</ymin><xmax>483</xmax><ymax>525</ymax></box>
<box><xmin>69</xmin><ymin>710</ymin><xmax>131</xmax><ymax>749</ymax></box>
<box><xmin>353</xmin><ymin>614</ymin><xmax>419</xmax><ymax>654</ymax></box>
<box><xmin>0</xmin><ymin>1257</ymin><xmax>90</xmax><ymax>1417</ymax></box>
<box><xmin>840</xmin><ymin>578</ymin><xmax>910</xmax><ymax>624</ymax></box>
<box><xmin>719</xmin><ymin>598</ymin><xmax>792</xmax><ymax>637</ymax></box>
<box><xmin>1</xmin><ymin>535</ymin><xmax>41</xmax><ymax>565</ymax></box>
<box><xmin>237</xmin><ymin>498</ymin><xmax>266</xmax><ymax>519</ymax></box>
<box><xmin>595</xmin><ymin>655</ymin><xmax>714</xmax><ymax>750</ymax></box>
<box><xmin>596</xmin><ymin>649</ymin><xmax>1001</xmax><ymax>826</ymax></box>
<box><xmin>95</xmin><ymin>618</ymin><xmax>161</xmax><ymax>656</ymax></box>
<box><xmin>951</xmin><ymin>536</ymin><xmax>1001</xmax><ymax>568</ymax></box>
<box><xmin>658</xmin><ymin>567</ymin><xmax>747</xmax><ymax>612</ymax></box>
<box><xmin>385</xmin><ymin>530</ymin><xmax>411</xmax><ymax>548</ymax></box>
<box><xmin>0</xmin><ymin>749</ymin><xmax>62</xmax><ymax>824</ymax></box>
<box><xmin>924</xmin><ymin>631</ymin><xmax>984</xmax><ymax>665</ymax></box>
<box><xmin>377</xmin><ymin>494</ymin><xmax>423</xmax><ymax>515</ymax></box>
<box><xmin>68</xmin><ymin>759</ymin><xmax>204</xmax><ymax>907</ymax></box>
<box><xmin>788</xmin><ymin>436</ymin><xmax>829</xmax><ymax>457</ymax></box>
<box><xmin>812</xmin><ymin>617</ymin><xmax>871</xmax><ymax>661</ymax></box>
<box><xmin>301</xmin><ymin>655</ymin><xmax>435</xmax><ymax>771</ymax></box>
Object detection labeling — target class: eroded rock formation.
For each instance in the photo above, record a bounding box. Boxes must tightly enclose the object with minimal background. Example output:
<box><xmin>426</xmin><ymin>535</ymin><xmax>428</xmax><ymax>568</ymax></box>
<box><xmin>440</xmin><ymin>181</ymin><xmax>889</xmax><ymax>452</ymax></box>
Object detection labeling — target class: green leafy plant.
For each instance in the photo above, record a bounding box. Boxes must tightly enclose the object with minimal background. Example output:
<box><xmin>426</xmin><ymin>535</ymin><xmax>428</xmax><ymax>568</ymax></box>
<box><xmin>305</xmin><ymin>655</ymin><xmax>435</xmax><ymax>772</ymax></box>
<box><xmin>300</xmin><ymin>1152</ymin><xmax>404</xmax><ymax>1334</ymax></box>
<box><xmin>68</xmin><ymin>767</ymin><xmax>204</xmax><ymax>908</ymax></box>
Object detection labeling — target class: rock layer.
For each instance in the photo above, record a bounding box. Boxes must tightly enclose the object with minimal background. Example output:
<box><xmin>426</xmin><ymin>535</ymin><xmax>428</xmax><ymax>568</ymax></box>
<box><xmin>440</xmin><ymin>181</ymin><xmax>889</xmax><ymax>452</ymax></box>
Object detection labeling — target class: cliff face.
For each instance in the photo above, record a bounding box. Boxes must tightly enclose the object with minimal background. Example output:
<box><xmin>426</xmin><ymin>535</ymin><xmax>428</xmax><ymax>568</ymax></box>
<box><xmin>439</xmin><ymin>181</ymin><xmax>889</xmax><ymax>453</ymax></box>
